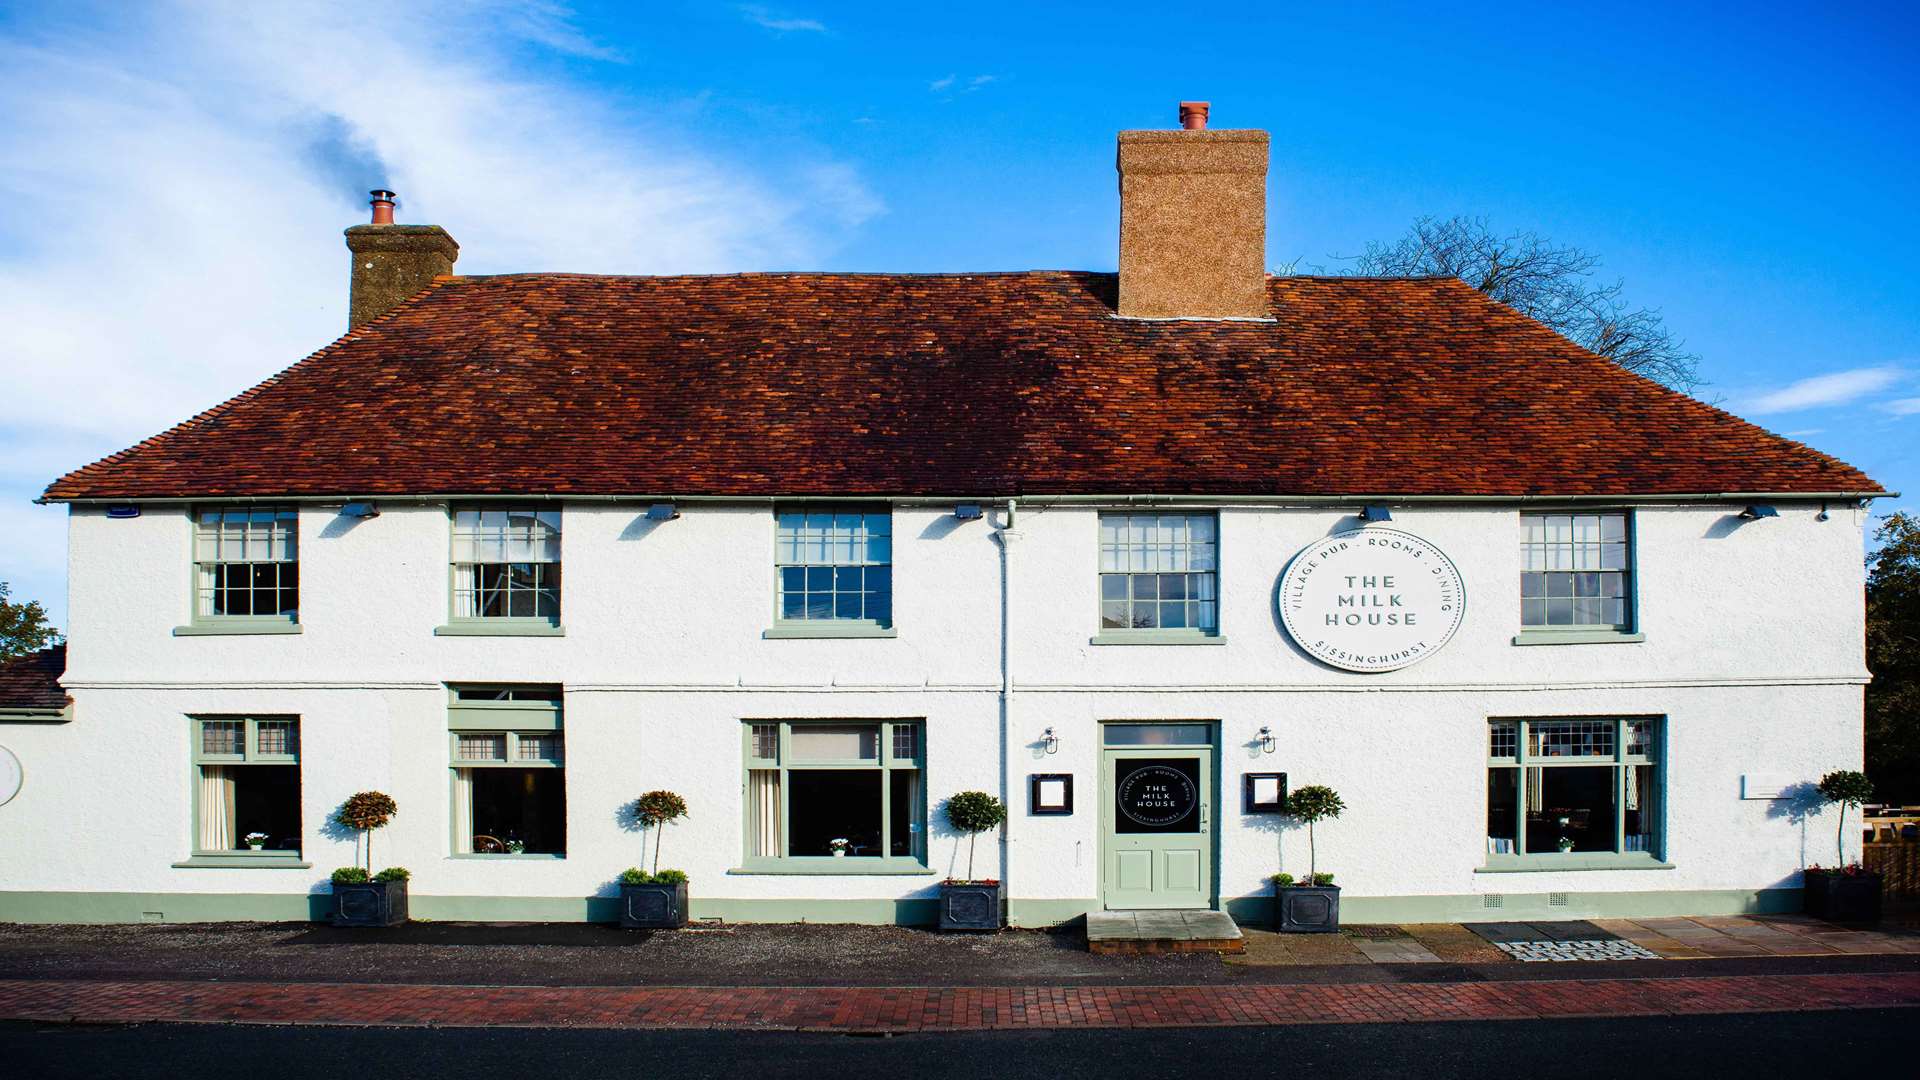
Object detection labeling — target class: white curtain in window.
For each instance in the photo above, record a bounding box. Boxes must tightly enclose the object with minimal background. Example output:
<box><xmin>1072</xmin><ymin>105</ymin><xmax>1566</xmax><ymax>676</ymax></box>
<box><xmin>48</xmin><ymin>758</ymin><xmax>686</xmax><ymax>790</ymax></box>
<box><xmin>451</xmin><ymin>769</ymin><xmax>474</xmax><ymax>854</ymax></box>
<box><xmin>198</xmin><ymin>766</ymin><xmax>235</xmax><ymax>850</ymax></box>
<box><xmin>748</xmin><ymin>770</ymin><xmax>780</xmax><ymax>858</ymax></box>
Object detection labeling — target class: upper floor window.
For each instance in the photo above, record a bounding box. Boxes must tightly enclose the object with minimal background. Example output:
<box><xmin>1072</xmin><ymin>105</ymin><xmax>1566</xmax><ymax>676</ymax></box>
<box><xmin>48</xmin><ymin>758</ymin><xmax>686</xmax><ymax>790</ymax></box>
<box><xmin>1520</xmin><ymin>512</ymin><xmax>1631</xmax><ymax>631</ymax></box>
<box><xmin>1098</xmin><ymin>512</ymin><xmax>1218</xmax><ymax>634</ymax></box>
<box><xmin>194</xmin><ymin>507</ymin><xmax>299</xmax><ymax>622</ymax></box>
<box><xmin>775</xmin><ymin>509</ymin><xmax>892</xmax><ymax>627</ymax></box>
<box><xmin>452</xmin><ymin>508</ymin><xmax>561</xmax><ymax>623</ymax></box>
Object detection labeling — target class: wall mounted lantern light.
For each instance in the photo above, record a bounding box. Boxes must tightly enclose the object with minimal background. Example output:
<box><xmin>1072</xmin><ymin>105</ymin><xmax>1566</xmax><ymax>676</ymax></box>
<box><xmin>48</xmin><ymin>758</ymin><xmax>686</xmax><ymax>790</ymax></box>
<box><xmin>1257</xmin><ymin>726</ymin><xmax>1276</xmax><ymax>755</ymax></box>
<box><xmin>645</xmin><ymin>503</ymin><xmax>681</xmax><ymax>522</ymax></box>
<box><xmin>1359</xmin><ymin>504</ymin><xmax>1393</xmax><ymax>523</ymax></box>
<box><xmin>1041</xmin><ymin>727</ymin><xmax>1059</xmax><ymax>755</ymax></box>
<box><xmin>954</xmin><ymin>503</ymin><xmax>984</xmax><ymax>521</ymax></box>
<box><xmin>1739</xmin><ymin>504</ymin><xmax>1779</xmax><ymax>520</ymax></box>
<box><xmin>105</xmin><ymin>505</ymin><xmax>141</xmax><ymax>519</ymax></box>
<box><xmin>341</xmin><ymin>501</ymin><xmax>380</xmax><ymax>519</ymax></box>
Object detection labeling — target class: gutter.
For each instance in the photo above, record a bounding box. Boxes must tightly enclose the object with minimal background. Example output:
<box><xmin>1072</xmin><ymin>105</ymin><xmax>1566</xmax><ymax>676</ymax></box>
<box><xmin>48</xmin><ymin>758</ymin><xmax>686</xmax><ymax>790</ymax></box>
<box><xmin>39</xmin><ymin>490</ymin><xmax>1896</xmax><ymax>507</ymax></box>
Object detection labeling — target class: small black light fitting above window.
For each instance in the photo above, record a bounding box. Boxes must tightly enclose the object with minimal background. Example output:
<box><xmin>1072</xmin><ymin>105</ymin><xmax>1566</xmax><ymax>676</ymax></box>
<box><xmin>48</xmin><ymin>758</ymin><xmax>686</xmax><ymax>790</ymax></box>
<box><xmin>1360</xmin><ymin>504</ymin><xmax>1393</xmax><ymax>523</ymax></box>
<box><xmin>340</xmin><ymin>501</ymin><xmax>379</xmax><ymax>519</ymax></box>
<box><xmin>645</xmin><ymin>503</ymin><xmax>681</xmax><ymax>522</ymax></box>
<box><xmin>1258</xmin><ymin>726</ymin><xmax>1276</xmax><ymax>755</ymax></box>
<box><xmin>954</xmin><ymin>503</ymin><xmax>984</xmax><ymax>521</ymax></box>
<box><xmin>1739</xmin><ymin>504</ymin><xmax>1779</xmax><ymax>520</ymax></box>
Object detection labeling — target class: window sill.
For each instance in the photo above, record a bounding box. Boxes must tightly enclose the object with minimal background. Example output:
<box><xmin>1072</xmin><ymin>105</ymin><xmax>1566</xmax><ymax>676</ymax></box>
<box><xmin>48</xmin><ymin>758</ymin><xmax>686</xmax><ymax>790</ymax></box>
<box><xmin>448</xmin><ymin>853</ymin><xmax>567</xmax><ymax>860</ymax></box>
<box><xmin>762</xmin><ymin>623</ymin><xmax>898</xmax><ymax>640</ymax></box>
<box><xmin>1476</xmin><ymin>852</ymin><xmax>1674</xmax><ymax>873</ymax></box>
<box><xmin>173</xmin><ymin>621</ymin><xmax>302</xmax><ymax>637</ymax></box>
<box><xmin>1511</xmin><ymin>629</ymin><xmax>1645</xmax><ymax>646</ymax></box>
<box><xmin>435</xmin><ymin>621</ymin><xmax>566</xmax><ymax>637</ymax></box>
<box><xmin>1089</xmin><ymin>631</ymin><xmax>1226</xmax><ymax>646</ymax></box>
<box><xmin>728</xmin><ymin>860</ymin><xmax>934</xmax><ymax>876</ymax></box>
<box><xmin>172</xmin><ymin>856</ymin><xmax>311</xmax><ymax>869</ymax></box>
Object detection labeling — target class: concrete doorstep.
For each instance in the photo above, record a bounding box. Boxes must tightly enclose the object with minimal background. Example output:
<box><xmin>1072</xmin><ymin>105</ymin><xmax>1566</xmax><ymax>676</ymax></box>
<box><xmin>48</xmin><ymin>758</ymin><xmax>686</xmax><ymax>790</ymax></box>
<box><xmin>1086</xmin><ymin>910</ymin><xmax>1247</xmax><ymax>955</ymax></box>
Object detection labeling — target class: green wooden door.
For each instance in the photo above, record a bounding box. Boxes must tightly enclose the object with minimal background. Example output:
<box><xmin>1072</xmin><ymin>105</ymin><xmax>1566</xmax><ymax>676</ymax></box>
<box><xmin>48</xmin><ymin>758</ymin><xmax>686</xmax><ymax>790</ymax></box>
<box><xmin>1101</xmin><ymin>743</ymin><xmax>1213</xmax><ymax>910</ymax></box>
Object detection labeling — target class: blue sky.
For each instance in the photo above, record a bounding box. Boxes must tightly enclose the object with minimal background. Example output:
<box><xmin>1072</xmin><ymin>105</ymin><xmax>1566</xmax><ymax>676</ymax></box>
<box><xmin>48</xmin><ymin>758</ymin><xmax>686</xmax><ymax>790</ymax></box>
<box><xmin>2</xmin><ymin>1</ymin><xmax>1916</xmax><ymax>629</ymax></box>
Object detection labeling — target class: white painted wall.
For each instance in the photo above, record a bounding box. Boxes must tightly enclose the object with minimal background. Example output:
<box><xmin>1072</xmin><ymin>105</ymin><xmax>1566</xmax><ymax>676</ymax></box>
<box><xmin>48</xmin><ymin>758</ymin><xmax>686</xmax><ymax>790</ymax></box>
<box><xmin>0</xmin><ymin>499</ymin><xmax>1872</xmax><ymax>920</ymax></box>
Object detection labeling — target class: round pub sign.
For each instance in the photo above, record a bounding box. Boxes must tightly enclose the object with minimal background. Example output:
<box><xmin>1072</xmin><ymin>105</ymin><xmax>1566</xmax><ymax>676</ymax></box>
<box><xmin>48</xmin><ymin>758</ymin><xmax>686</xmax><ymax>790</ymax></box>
<box><xmin>1277</xmin><ymin>527</ymin><xmax>1466</xmax><ymax>672</ymax></box>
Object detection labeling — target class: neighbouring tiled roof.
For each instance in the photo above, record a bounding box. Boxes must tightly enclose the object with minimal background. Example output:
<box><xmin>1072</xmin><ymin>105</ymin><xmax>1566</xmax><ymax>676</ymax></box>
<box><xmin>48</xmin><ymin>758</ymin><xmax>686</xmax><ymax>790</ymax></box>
<box><xmin>43</xmin><ymin>272</ymin><xmax>1880</xmax><ymax>500</ymax></box>
<box><xmin>0</xmin><ymin>645</ymin><xmax>68</xmax><ymax>712</ymax></box>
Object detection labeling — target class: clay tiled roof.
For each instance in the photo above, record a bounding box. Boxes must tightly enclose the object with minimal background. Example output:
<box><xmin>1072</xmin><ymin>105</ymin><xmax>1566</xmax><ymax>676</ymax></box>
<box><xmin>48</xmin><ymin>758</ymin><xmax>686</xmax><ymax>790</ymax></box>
<box><xmin>0</xmin><ymin>645</ymin><xmax>68</xmax><ymax>712</ymax></box>
<box><xmin>43</xmin><ymin>272</ymin><xmax>1879</xmax><ymax>500</ymax></box>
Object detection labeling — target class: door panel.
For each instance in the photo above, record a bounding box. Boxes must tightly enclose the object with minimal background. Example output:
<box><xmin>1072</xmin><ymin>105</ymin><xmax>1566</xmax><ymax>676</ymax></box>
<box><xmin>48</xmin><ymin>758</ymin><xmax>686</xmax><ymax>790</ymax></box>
<box><xmin>1102</xmin><ymin>749</ymin><xmax>1213</xmax><ymax>909</ymax></box>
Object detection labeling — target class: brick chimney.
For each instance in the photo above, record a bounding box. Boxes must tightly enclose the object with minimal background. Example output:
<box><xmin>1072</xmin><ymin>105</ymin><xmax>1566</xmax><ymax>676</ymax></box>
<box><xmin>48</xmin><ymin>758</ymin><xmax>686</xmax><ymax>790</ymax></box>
<box><xmin>344</xmin><ymin>190</ymin><xmax>459</xmax><ymax>329</ymax></box>
<box><xmin>1116</xmin><ymin>103</ymin><xmax>1270</xmax><ymax>319</ymax></box>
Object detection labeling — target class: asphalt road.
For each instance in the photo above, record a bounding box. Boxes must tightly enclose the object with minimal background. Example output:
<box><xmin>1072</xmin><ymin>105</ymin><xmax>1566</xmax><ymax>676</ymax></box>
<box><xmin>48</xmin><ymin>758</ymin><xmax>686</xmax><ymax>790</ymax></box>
<box><xmin>6</xmin><ymin>1011</ymin><xmax>1913</xmax><ymax>1079</ymax></box>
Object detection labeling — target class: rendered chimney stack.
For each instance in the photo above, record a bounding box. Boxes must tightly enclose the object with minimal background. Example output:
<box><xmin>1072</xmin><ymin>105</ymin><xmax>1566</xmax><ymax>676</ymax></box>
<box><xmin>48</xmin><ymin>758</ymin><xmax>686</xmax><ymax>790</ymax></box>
<box><xmin>1116</xmin><ymin>101</ymin><xmax>1269</xmax><ymax>319</ymax></box>
<box><xmin>344</xmin><ymin>189</ymin><xmax>459</xmax><ymax>329</ymax></box>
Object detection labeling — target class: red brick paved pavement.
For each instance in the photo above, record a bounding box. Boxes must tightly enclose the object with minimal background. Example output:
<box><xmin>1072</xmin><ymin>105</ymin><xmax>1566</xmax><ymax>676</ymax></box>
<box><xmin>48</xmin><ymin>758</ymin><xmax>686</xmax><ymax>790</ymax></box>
<box><xmin>1</xmin><ymin>974</ymin><xmax>1917</xmax><ymax>1032</ymax></box>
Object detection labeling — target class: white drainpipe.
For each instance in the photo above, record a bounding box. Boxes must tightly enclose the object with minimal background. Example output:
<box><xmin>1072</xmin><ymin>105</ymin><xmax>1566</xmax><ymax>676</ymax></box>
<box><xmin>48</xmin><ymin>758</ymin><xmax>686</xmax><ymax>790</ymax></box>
<box><xmin>992</xmin><ymin>499</ymin><xmax>1020</xmax><ymax>895</ymax></box>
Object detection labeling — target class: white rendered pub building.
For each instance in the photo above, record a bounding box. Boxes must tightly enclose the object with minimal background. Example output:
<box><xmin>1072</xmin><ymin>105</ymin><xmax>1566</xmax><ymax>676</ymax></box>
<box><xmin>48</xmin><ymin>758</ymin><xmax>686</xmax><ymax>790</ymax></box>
<box><xmin>0</xmin><ymin>104</ymin><xmax>1889</xmax><ymax>927</ymax></box>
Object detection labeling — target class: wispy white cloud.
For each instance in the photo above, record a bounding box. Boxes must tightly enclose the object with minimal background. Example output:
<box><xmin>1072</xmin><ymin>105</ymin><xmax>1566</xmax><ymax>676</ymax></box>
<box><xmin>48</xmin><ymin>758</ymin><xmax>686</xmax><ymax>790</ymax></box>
<box><xmin>1782</xmin><ymin>429</ymin><xmax>1825</xmax><ymax>438</ymax></box>
<box><xmin>740</xmin><ymin>5</ymin><xmax>826</xmax><ymax>33</ymax></box>
<box><xmin>1884</xmin><ymin>397</ymin><xmax>1920</xmax><ymax>416</ymax></box>
<box><xmin>0</xmin><ymin>0</ymin><xmax>879</xmax><ymax>626</ymax></box>
<box><xmin>1737</xmin><ymin>366</ymin><xmax>1904</xmax><ymax>415</ymax></box>
<box><xmin>967</xmin><ymin>75</ymin><xmax>996</xmax><ymax>90</ymax></box>
<box><xmin>929</xmin><ymin>74</ymin><xmax>956</xmax><ymax>92</ymax></box>
<box><xmin>929</xmin><ymin>73</ymin><xmax>997</xmax><ymax>99</ymax></box>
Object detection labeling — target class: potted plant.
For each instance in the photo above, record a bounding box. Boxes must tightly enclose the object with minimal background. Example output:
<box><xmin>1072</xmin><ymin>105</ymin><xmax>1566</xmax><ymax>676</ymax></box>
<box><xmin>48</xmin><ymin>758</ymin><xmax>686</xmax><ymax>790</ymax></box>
<box><xmin>1804</xmin><ymin>770</ymin><xmax>1882</xmax><ymax>922</ymax></box>
<box><xmin>939</xmin><ymin>791</ymin><xmax>1007</xmax><ymax>932</ymax></box>
<box><xmin>829</xmin><ymin>838</ymin><xmax>852</xmax><ymax>858</ymax></box>
<box><xmin>330</xmin><ymin>791</ymin><xmax>405</xmax><ymax>927</ymax></box>
<box><xmin>1275</xmin><ymin>784</ymin><xmax>1344</xmax><ymax>933</ymax></box>
<box><xmin>243</xmin><ymin>831</ymin><xmax>269</xmax><ymax>851</ymax></box>
<box><xmin>620</xmin><ymin>791</ymin><xmax>690</xmax><ymax>929</ymax></box>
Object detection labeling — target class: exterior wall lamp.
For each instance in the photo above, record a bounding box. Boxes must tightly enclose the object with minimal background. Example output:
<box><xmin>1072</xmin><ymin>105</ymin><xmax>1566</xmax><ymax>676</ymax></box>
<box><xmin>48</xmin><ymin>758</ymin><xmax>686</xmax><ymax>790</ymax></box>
<box><xmin>1359</xmin><ymin>505</ymin><xmax>1392</xmax><ymax>523</ymax></box>
<box><xmin>1258</xmin><ymin>726</ymin><xmax>1276</xmax><ymax>754</ymax></box>
<box><xmin>341</xmin><ymin>501</ymin><xmax>379</xmax><ymax>519</ymax></box>
<box><xmin>1739</xmin><ymin>504</ymin><xmax>1779</xmax><ymax>520</ymax></box>
<box><xmin>645</xmin><ymin>503</ymin><xmax>681</xmax><ymax>522</ymax></box>
<box><xmin>1041</xmin><ymin>727</ymin><xmax>1059</xmax><ymax>755</ymax></box>
<box><xmin>954</xmin><ymin>503</ymin><xmax>984</xmax><ymax>521</ymax></box>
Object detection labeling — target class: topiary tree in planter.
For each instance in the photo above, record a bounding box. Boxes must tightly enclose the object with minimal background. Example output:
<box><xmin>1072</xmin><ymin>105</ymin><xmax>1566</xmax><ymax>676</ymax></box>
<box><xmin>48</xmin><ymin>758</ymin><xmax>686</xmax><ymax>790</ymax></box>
<box><xmin>1806</xmin><ymin>770</ymin><xmax>1882</xmax><ymax>923</ymax></box>
<box><xmin>621</xmin><ymin>792</ymin><xmax>692</xmax><ymax>930</ymax></box>
<box><xmin>334</xmin><ymin>791</ymin><xmax>397</xmax><ymax>873</ymax></box>
<box><xmin>939</xmin><ymin>791</ymin><xmax>1008</xmax><ymax>932</ymax></box>
<box><xmin>944</xmin><ymin>790</ymin><xmax>1007</xmax><ymax>882</ymax></box>
<box><xmin>329</xmin><ymin>792</ymin><xmax>405</xmax><ymax>928</ymax></box>
<box><xmin>1275</xmin><ymin>784</ymin><xmax>1346</xmax><ymax>933</ymax></box>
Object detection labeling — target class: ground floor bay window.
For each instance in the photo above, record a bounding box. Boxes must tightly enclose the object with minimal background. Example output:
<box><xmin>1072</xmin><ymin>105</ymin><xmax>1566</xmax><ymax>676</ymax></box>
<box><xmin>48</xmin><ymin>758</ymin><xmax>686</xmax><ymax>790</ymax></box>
<box><xmin>449</xmin><ymin>687</ymin><xmax>566</xmax><ymax>857</ymax></box>
<box><xmin>1486</xmin><ymin>717</ymin><xmax>1662</xmax><ymax>866</ymax></box>
<box><xmin>742</xmin><ymin>720</ymin><xmax>923</xmax><ymax>869</ymax></box>
<box><xmin>190</xmin><ymin>716</ymin><xmax>301</xmax><ymax>862</ymax></box>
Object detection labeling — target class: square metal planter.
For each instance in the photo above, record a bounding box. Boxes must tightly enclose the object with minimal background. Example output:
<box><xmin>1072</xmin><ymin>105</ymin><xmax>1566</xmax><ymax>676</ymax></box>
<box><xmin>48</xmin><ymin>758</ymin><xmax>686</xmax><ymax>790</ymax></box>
<box><xmin>1803</xmin><ymin>869</ymin><xmax>1882</xmax><ymax>923</ymax></box>
<box><xmin>1276</xmin><ymin>885</ymin><xmax>1341</xmax><ymax>933</ymax></box>
<box><xmin>331</xmin><ymin>880</ymin><xmax>408</xmax><ymax>927</ymax></box>
<box><xmin>619</xmin><ymin>882</ymin><xmax>690</xmax><ymax>929</ymax></box>
<box><xmin>938</xmin><ymin>882</ymin><xmax>1003</xmax><ymax>932</ymax></box>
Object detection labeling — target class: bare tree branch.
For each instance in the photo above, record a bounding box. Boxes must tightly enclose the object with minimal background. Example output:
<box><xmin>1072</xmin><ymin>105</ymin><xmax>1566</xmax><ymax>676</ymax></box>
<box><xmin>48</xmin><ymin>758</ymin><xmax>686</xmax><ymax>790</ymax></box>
<box><xmin>1343</xmin><ymin>216</ymin><xmax>1702</xmax><ymax>391</ymax></box>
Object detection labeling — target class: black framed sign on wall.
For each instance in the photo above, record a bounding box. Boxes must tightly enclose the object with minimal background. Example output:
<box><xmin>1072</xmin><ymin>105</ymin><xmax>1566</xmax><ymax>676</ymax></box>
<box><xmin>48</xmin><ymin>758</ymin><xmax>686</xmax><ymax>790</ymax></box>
<box><xmin>1030</xmin><ymin>773</ymin><xmax>1073</xmax><ymax>815</ymax></box>
<box><xmin>1243</xmin><ymin>772</ymin><xmax>1288</xmax><ymax>813</ymax></box>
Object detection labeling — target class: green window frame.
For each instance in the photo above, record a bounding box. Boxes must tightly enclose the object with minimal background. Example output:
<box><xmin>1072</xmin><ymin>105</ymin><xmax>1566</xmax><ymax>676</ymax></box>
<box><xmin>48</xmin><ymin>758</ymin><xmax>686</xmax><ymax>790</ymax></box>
<box><xmin>1095</xmin><ymin>511</ymin><xmax>1220</xmax><ymax>640</ymax></box>
<box><xmin>186</xmin><ymin>716</ymin><xmax>303</xmax><ymax>864</ymax></box>
<box><xmin>444</xmin><ymin>507</ymin><xmax>563</xmax><ymax>633</ymax></box>
<box><xmin>1519</xmin><ymin>511</ymin><xmax>1634</xmax><ymax>633</ymax></box>
<box><xmin>191</xmin><ymin>507</ymin><xmax>299</xmax><ymax>628</ymax></box>
<box><xmin>1484</xmin><ymin>716</ymin><xmax>1667</xmax><ymax>870</ymax></box>
<box><xmin>737</xmin><ymin>720</ymin><xmax>927</xmax><ymax>873</ymax></box>
<box><xmin>770</xmin><ymin>507</ymin><xmax>893</xmax><ymax>634</ymax></box>
<box><xmin>448</xmin><ymin>685</ymin><xmax>566</xmax><ymax>857</ymax></box>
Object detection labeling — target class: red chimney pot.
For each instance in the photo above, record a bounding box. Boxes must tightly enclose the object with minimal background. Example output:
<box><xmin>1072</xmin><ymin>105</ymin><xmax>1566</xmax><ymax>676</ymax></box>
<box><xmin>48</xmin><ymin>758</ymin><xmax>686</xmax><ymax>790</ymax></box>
<box><xmin>1178</xmin><ymin>101</ymin><xmax>1209</xmax><ymax>130</ymax></box>
<box><xmin>368</xmin><ymin>189</ymin><xmax>397</xmax><ymax>225</ymax></box>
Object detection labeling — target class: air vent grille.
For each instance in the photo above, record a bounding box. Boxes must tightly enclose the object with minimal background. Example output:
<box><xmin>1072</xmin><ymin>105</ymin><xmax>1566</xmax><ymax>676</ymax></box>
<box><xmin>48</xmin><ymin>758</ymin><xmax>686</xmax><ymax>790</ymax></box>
<box><xmin>1482</xmin><ymin>895</ymin><xmax>1503</xmax><ymax>909</ymax></box>
<box><xmin>1548</xmin><ymin>892</ymin><xmax>1570</xmax><ymax>907</ymax></box>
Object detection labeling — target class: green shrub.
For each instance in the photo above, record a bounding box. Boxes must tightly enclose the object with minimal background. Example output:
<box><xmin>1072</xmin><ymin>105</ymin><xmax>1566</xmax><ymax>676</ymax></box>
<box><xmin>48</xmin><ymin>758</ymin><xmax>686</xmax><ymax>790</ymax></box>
<box><xmin>631</xmin><ymin>791</ymin><xmax>690</xmax><ymax>876</ymax></box>
<box><xmin>372</xmin><ymin>867</ymin><xmax>410</xmax><ymax>883</ymax></box>
<box><xmin>944</xmin><ymin>791</ymin><xmax>1008</xmax><ymax>882</ymax></box>
<box><xmin>1270</xmin><ymin>871</ymin><xmax>1336</xmax><ymax>888</ymax></box>
<box><xmin>1270</xmin><ymin>872</ymin><xmax>1295</xmax><ymax>888</ymax></box>
<box><xmin>333</xmin><ymin>791</ymin><xmax>399</xmax><ymax>873</ymax></box>
<box><xmin>330</xmin><ymin>867</ymin><xmax>370</xmax><ymax>885</ymax></box>
<box><xmin>651</xmin><ymin>868</ymin><xmax>689</xmax><ymax>885</ymax></box>
<box><xmin>1285</xmin><ymin>785</ymin><xmax>1345</xmax><ymax>881</ymax></box>
<box><xmin>619</xmin><ymin>867</ymin><xmax>649</xmax><ymax>886</ymax></box>
<box><xmin>1817</xmin><ymin>769</ymin><xmax>1875</xmax><ymax>865</ymax></box>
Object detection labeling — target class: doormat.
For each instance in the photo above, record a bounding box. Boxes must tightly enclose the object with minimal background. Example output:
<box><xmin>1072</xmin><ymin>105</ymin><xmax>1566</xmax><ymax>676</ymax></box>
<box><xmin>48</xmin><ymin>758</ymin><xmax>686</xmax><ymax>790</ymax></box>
<box><xmin>1342</xmin><ymin>925</ymin><xmax>1409</xmax><ymax>940</ymax></box>
<box><xmin>1494</xmin><ymin>939</ymin><xmax>1660</xmax><ymax>962</ymax></box>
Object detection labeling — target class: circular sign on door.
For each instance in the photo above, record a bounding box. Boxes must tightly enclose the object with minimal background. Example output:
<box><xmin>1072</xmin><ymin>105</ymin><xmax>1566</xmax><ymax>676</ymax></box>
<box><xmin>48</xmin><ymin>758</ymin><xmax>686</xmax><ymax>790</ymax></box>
<box><xmin>1277</xmin><ymin>527</ymin><xmax>1466</xmax><ymax>673</ymax></box>
<box><xmin>0</xmin><ymin>746</ymin><xmax>21</xmax><ymax>807</ymax></box>
<box><xmin>1116</xmin><ymin>761</ymin><xmax>1199</xmax><ymax>832</ymax></box>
